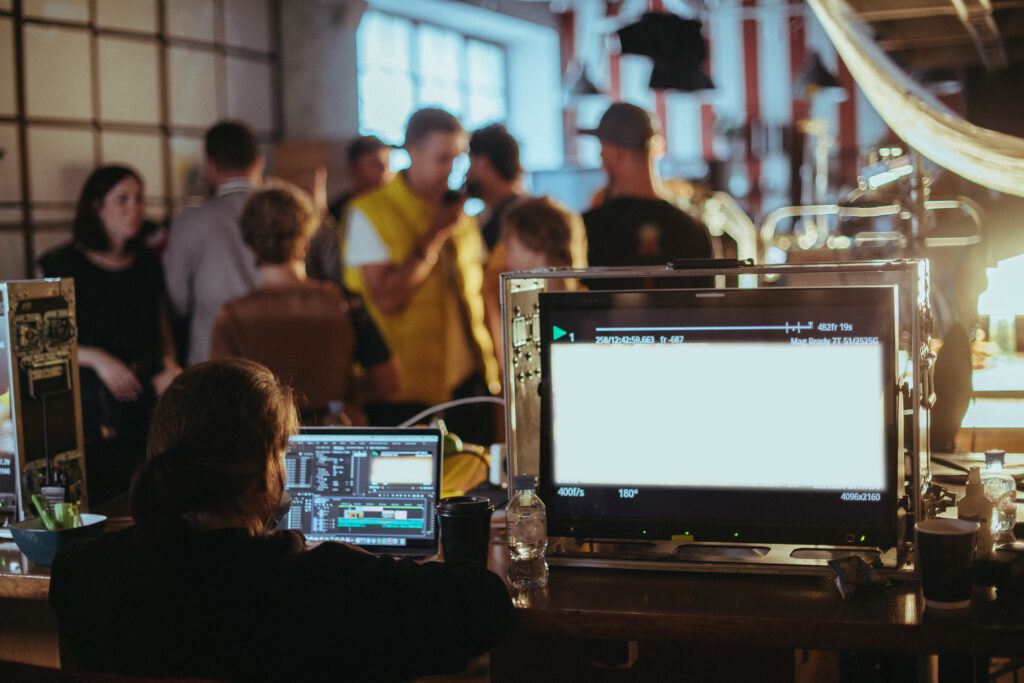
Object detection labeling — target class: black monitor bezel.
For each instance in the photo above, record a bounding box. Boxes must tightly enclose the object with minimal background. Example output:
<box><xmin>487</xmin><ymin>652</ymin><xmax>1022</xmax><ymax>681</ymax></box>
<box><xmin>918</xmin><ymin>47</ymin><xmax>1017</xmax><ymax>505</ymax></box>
<box><xmin>538</xmin><ymin>286</ymin><xmax>900</xmax><ymax>548</ymax></box>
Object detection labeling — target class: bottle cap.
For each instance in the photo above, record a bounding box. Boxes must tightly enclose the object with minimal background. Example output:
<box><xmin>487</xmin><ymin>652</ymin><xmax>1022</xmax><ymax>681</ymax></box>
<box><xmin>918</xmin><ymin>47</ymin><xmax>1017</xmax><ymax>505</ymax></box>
<box><xmin>513</xmin><ymin>474</ymin><xmax>538</xmax><ymax>492</ymax></box>
<box><xmin>965</xmin><ymin>466</ymin><xmax>983</xmax><ymax>494</ymax></box>
<box><xmin>985</xmin><ymin>449</ymin><xmax>1006</xmax><ymax>467</ymax></box>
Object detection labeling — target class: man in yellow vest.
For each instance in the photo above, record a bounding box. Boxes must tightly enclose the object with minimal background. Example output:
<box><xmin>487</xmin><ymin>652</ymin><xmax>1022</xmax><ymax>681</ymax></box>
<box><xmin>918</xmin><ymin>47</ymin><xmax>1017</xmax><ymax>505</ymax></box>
<box><xmin>343</xmin><ymin>108</ymin><xmax>500</xmax><ymax>444</ymax></box>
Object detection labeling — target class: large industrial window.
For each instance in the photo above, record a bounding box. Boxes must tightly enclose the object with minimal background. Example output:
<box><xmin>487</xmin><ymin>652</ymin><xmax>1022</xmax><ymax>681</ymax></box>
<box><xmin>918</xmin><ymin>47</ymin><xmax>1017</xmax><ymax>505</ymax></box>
<box><xmin>0</xmin><ymin>0</ymin><xmax>280</xmax><ymax>280</ymax></box>
<box><xmin>356</xmin><ymin>9</ymin><xmax>508</xmax><ymax>146</ymax></box>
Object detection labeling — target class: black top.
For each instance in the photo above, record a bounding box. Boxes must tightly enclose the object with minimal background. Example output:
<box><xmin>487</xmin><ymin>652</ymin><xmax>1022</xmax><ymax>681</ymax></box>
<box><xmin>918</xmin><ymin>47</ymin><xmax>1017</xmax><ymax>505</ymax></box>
<box><xmin>327</xmin><ymin>192</ymin><xmax>355</xmax><ymax>225</ymax></box>
<box><xmin>348</xmin><ymin>291</ymin><xmax>392</xmax><ymax>369</ymax></box>
<box><xmin>481</xmin><ymin>194</ymin><xmax>521</xmax><ymax>251</ymax></box>
<box><xmin>583</xmin><ymin>197</ymin><xmax>714</xmax><ymax>289</ymax></box>
<box><xmin>49</xmin><ymin>525</ymin><xmax>513</xmax><ymax>682</ymax></box>
<box><xmin>39</xmin><ymin>243</ymin><xmax>165</xmax><ymax>382</ymax></box>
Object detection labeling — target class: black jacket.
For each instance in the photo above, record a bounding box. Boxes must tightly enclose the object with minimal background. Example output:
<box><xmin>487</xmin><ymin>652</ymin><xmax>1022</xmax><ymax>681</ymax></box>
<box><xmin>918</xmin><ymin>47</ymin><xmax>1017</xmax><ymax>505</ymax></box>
<box><xmin>50</xmin><ymin>525</ymin><xmax>512</xmax><ymax>682</ymax></box>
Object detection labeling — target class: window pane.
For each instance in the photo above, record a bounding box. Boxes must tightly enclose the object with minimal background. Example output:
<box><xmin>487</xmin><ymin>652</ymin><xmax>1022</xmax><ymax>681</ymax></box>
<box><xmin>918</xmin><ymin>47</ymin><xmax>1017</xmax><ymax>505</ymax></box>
<box><xmin>0</xmin><ymin>19</ymin><xmax>16</xmax><ymax>116</ymax></box>
<box><xmin>466</xmin><ymin>40</ymin><xmax>506</xmax><ymax>127</ymax></box>
<box><xmin>98</xmin><ymin>37</ymin><xmax>160</xmax><ymax>124</ymax></box>
<box><xmin>23</xmin><ymin>0</ymin><xmax>87</xmax><ymax>22</ymax></box>
<box><xmin>96</xmin><ymin>0</ymin><xmax>157</xmax><ymax>33</ymax></box>
<box><xmin>359</xmin><ymin>71</ymin><xmax>413</xmax><ymax>144</ymax></box>
<box><xmin>24</xmin><ymin>25</ymin><xmax>92</xmax><ymax>119</ymax></box>
<box><xmin>416</xmin><ymin>24</ymin><xmax>463</xmax><ymax>115</ymax></box>
<box><xmin>226</xmin><ymin>56</ymin><xmax>274</xmax><ymax>133</ymax></box>
<box><xmin>27</xmin><ymin>126</ymin><xmax>95</xmax><ymax>203</ymax></box>
<box><xmin>165</xmin><ymin>0</ymin><xmax>216</xmax><ymax>43</ymax></box>
<box><xmin>0</xmin><ymin>229</ymin><xmax>27</xmax><ymax>281</ymax></box>
<box><xmin>466</xmin><ymin>94</ymin><xmax>504</xmax><ymax>130</ymax></box>
<box><xmin>100</xmin><ymin>131</ymin><xmax>165</xmax><ymax>200</ymax></box>
<box><xmin>467</xmin><ymin>40</ymin><xmax>504</xmax><ymax>92</ymax></box>
<box><xmin>358</xmin><ymin>11</ymin><xmax>412</xmax><ymax>75</ymax></box>
<box><xmin>357</xmin><ymin>11</ymin><xmax>414</xmax><ymax>144</ymax></box>
<box><xmin>356</xmin><ymin>11</ymin><xmax>508</xmax><ymax>147</ymax></box>
<box><xmin>0</xmin><ymin>123</ymin><xmax>21</xmax><ymax>201</ymax></box>
<box><xmin>168</xmin><ymin>47</ymin><xmax>219</xmax><ymax>127</ymax></box>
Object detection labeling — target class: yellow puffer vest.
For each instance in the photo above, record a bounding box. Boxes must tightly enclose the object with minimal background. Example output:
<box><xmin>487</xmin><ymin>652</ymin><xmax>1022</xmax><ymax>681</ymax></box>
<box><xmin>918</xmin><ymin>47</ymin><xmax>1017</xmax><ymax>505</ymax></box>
<box><xmin>344</xmin><ymin>174</ymin><xmax>499</xmax><ymax>406</ymax></box>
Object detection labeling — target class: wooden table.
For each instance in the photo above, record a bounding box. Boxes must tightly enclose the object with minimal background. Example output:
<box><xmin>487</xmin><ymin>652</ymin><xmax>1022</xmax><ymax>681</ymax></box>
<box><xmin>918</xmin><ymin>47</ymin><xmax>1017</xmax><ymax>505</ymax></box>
<box><xmin>0</xmin><ymin>541</ymin><xmax>59</xmax><ymax>668</ymax></box>
<box><xmin>485</xmin><ymin>532</ymin><xmax>1024</xmax><ymax>682</ymax></box>
<box><xmin>7</xmin><ymin>518</ymin><xmax>1024</xmax><ymax>680</ymax></box>
<box><xmin>0</xmin><ymin>512</ymin><xmax>134</xmax><ymax>669</ymax></box>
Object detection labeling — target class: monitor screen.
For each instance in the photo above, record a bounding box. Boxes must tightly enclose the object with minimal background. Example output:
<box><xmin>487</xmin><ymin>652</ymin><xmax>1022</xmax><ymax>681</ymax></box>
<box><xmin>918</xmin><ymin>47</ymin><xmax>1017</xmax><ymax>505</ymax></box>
<box><xmin>282</xmin><ymin>428</ymin><xmax>441</xmax><ymax>550</ymax></box>
<box><xmin>539</xmin><ymin>286</ymin><xmax>899</xmax><ymax>548</ymax></box>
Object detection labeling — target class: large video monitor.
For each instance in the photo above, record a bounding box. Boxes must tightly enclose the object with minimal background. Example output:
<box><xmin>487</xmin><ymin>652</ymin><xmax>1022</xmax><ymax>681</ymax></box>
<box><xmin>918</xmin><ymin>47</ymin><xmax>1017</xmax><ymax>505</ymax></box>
<box><xmin>539</xmin><ymin>285</ymin><xmax>899</xmax><ymax>549</ymax></box>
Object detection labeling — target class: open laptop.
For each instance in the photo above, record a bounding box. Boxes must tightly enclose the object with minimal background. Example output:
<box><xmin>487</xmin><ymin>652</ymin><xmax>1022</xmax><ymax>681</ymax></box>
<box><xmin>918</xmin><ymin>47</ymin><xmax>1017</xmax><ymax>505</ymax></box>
<box><xmin>279</xmin><ymin>427</ymin><xmax>443</xmax><ymax>559</ymax></box>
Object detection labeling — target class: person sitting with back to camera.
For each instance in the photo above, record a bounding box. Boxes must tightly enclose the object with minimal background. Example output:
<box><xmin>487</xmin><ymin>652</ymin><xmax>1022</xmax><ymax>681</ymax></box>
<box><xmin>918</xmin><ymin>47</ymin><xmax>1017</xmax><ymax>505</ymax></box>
<box><xmin>209</xmin><ymin>182</ymin><xmax>399</xmax><ymax>424</ymax></box>
<box><xmin>49</xmin><ymin>358</ymin><xmax>513</xmax><ymax>682</ymax></box>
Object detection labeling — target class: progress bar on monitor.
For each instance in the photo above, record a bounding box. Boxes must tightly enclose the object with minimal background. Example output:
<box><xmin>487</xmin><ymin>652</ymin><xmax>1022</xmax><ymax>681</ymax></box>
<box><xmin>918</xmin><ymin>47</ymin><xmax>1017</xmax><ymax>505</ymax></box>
<box><xmin>595</xmin><ymin>322</ymin><xmax>814</xmax><ymax>334</ymax></box>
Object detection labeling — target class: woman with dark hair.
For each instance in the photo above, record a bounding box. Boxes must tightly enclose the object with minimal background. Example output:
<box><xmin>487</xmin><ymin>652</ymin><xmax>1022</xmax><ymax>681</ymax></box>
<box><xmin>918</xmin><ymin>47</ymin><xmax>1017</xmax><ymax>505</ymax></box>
<box><xmin>39</xmin><ymin>165</ymin><xmax>180</xmax><ymax>502</ymax></box>
<box><xmin>49</xmin><ymin>359</ymin><xmax>512</xmax><ymax>682</ymax></box>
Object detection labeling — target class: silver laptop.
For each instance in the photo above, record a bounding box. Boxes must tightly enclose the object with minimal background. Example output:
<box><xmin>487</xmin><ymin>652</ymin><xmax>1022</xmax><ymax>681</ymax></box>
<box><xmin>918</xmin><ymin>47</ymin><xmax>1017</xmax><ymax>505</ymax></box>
<box><xmin>280</xmin><ymin>427</ymin><xmax>443</xmax><ymax>559</ymax></box>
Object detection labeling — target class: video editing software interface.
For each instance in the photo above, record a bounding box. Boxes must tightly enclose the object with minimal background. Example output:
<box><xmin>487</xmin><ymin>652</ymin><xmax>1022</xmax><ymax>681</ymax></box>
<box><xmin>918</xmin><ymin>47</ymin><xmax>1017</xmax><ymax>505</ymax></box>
<box><xmin>283</xmin><ymin>429</ymin><xmax>440</xmax><ymax>548</ymax></box>
<box><xmin>539</xmin><ymin>286</ymin><xmax>899</xmax><ymax>547</ymax></box>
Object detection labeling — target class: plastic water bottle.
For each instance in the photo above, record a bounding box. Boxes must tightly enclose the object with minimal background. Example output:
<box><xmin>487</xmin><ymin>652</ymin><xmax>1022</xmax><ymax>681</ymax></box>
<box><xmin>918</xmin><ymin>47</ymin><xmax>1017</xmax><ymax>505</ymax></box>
<box><xmin>507</xmin><ymin>474</ymin><xmax>548</xmax><ymax>589</ymax></box>
<box><xmin>957</xmin><ymin>466</ymin><xmax>993</xmax><ymax>556</ymax></box>
<box><xmin>981</xmin><ymin>449</ymin><xmax>1017</xmax><ymax>546</ymax></box>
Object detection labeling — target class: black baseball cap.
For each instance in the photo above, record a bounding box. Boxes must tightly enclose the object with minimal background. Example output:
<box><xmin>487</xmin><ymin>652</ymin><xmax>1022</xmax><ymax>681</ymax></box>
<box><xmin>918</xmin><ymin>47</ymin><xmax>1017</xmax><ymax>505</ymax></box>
<box><xmin>578</xmin><ymin>102</ymin><xmax>661</xmax><ymax>150</ymax></box>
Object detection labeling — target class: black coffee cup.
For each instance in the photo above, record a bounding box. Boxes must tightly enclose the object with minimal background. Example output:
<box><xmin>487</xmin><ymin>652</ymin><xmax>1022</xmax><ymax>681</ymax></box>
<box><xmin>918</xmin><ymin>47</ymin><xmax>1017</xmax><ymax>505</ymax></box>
<box><xmin>436</xmin><ymin>496</ymin><xmax>494</xmax><ymax>565</ymax></box>
<box><xmin>916</xmin><ymin>518</ymin><xmax>979</xmax><ymax>612</ymax></box>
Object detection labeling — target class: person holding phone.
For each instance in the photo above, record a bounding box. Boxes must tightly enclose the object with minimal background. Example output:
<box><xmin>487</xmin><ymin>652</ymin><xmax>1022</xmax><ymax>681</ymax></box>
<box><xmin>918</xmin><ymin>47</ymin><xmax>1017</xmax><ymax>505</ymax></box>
<box><xmin>342</xmin><ymin>108</ymin><xmax>499</xmax><ymax>443</ymax></box>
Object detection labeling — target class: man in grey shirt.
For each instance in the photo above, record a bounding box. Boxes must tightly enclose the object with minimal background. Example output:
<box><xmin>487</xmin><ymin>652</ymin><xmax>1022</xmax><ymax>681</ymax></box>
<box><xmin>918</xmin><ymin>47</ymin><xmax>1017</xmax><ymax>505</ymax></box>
<box><xmin>163</xmin><ymin>121</ymin><xmax>264</xmax><ymax>366</ymax></box>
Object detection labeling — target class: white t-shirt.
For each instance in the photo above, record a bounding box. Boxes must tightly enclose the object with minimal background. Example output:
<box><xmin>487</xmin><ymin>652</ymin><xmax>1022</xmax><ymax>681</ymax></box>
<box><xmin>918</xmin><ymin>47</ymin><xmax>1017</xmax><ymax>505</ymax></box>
<box><xmin>345</xmin><ymin>208</ymin><xmax>391</xmax><ymax>266</ymax></box>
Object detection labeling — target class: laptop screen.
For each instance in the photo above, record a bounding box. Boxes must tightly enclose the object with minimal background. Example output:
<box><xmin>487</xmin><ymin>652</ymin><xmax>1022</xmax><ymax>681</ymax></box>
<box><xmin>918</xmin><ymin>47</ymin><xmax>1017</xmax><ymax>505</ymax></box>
<box><xmin>281</xmin><ymin>427</ymin><xmax>442</xmax><ymax>554</ymax></box>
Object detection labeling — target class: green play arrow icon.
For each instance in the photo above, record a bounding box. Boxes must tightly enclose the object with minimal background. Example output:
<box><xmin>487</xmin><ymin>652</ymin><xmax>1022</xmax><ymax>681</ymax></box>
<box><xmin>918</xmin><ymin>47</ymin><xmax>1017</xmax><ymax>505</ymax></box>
<box><xmin>552</xmin><ymin>325</ymin><xmax>567</xmax><ymax>341</ymax></box>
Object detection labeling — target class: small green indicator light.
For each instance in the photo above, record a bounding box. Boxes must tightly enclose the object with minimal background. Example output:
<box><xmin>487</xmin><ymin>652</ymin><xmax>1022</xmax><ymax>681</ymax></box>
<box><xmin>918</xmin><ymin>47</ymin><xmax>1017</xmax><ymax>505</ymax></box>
<box><xmin>641</xmin><ymin>529</ymin><xmax>647</xmax><ymax>535</ymax></box>
<box><xmin>733</xmin><ymin>532</ymin><xmax>739</xmax><ymax>538</ymax></box>
<box><xmin>859</xmin><ymin>534</ymin><xmax>866</xmax><ymax>543</ymax></box>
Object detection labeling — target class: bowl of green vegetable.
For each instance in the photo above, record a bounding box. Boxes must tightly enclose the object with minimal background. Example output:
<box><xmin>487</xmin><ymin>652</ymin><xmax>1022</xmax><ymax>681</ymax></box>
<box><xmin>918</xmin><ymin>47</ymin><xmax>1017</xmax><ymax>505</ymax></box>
<box><xmin>10</xmin><ymin>499</ymin><xmax>106</xmax><ymax>566</ymax></box>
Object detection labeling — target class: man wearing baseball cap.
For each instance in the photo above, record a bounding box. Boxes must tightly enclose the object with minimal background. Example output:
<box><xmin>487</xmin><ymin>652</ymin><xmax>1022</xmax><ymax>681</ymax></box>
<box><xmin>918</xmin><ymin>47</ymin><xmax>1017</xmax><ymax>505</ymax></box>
<box><xmin>580</xmin><ymin>102</ymin><xmax>712</xmax><ymax>288</ymax></box>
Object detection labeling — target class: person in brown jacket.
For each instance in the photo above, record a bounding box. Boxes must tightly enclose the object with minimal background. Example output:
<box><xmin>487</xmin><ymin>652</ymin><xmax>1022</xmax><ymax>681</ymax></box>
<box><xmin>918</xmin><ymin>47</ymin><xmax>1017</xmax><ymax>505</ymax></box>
<box><xmin>210</xmin><ymin>183</ymin><xmax>399</xmax><ymax>424</ymax></box>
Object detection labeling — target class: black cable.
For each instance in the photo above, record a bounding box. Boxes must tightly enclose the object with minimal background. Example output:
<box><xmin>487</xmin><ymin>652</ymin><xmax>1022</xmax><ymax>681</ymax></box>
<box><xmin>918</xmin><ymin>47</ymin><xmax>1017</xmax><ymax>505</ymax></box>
<box><xmin>41</xmin><ymin>394</ymin><xmax>51</xmax><ymax>486</ymax></box>
<box><xmin>931</xmin><ymin>456</ymin><xmax>969</xmax><ymax>474</ymax></box>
